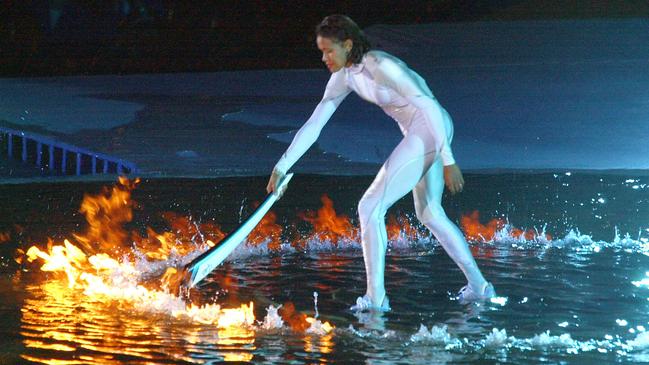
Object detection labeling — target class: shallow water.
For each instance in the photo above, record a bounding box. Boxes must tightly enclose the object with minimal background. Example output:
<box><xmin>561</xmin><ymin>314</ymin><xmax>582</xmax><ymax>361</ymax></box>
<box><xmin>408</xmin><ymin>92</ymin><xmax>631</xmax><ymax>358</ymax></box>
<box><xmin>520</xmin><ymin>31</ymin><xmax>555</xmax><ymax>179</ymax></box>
<box><xmin>1</xmin><ymin>171</ymin><xmax>649</xmax><ymax>364</ymax></box>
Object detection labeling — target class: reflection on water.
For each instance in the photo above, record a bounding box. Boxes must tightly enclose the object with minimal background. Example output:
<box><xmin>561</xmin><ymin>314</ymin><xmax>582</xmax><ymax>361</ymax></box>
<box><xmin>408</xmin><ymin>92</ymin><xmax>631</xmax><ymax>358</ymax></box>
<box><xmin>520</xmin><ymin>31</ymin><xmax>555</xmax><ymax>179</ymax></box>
<box><xmin>21</xmin><ymin>243</ymin><xmax>649</xmax><ymax>364</ymax></box>
<box><xmin>2</xmin><ymin>172</ymin><xmax>649</xmax><ymax>363</ymax></box>
<box><xmin>20</xmin><ymin>278</ymin><xmax>259</xmax><ymax>364</ymax></box>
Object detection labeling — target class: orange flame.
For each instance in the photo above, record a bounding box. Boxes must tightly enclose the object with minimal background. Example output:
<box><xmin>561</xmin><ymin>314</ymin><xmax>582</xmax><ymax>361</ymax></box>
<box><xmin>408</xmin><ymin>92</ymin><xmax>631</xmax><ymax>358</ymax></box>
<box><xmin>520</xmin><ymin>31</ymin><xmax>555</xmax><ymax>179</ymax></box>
<box><xmin>25</xmin><ymin>239</ymin><xmax>89</xmax><ymax>288</ymax></box>
<box><xmin>279</xmin><ymin>302</ymin><xmax>334</xmax><ymax>334</ymax></box>
<box><xmin>460</xmin><ymin>211</ymin><xmax>505</xmax><ymax>242</ymax></box>
<box><xmin>460</xmin><ymin>210</ymin><xmax>552</xmax><ymax>242</ymax></box>
<box><xmin>248</xmin><ymin>210</ymin><xmax>283</xmax><ymax>250</ymax></box>
<box><xmin>299</xmin><ymin>195</ymin><xmax>358</xmax><ymax>245</ymax></box>
<box><xmin>21</xmin><ymin>178</ymin><xmax>260</xmax><ymax>329</ymax></box>
<box><xmin>73</xmin><ymin>176</ymin><xmax>138</xmax><ymax>255</ymax></box>
<box><xmin>160</xmin><ymin>211</ymin><xmax>225</xmax><ymax>248</ymax></box>
<box><xmin>25</xmin><ymin>236</ymin><xmax>258</xmax><ymax>328</ymax></box>
<box><xmin>386</xmin><ymin>214</ymin><xmax>421</xmax><ymax>241</ymax></box>
<box><xmin>279</xmin><ymin>301</ymin><xmax>310</xmax><ymax>332</ymax></box>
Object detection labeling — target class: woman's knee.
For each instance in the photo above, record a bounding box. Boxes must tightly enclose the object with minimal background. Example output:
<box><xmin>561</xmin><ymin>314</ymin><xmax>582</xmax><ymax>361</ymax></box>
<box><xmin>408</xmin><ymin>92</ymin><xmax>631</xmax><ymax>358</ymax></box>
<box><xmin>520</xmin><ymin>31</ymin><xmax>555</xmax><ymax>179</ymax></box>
<box><xmin>358</xmin><ymin>194</ymin><xmax>383</xmax><ymax>225</ymax></box>
<box><xmin>415</xmin><ymin>203</ymin><xmax>446</xmax><ymax>226</ymax></box>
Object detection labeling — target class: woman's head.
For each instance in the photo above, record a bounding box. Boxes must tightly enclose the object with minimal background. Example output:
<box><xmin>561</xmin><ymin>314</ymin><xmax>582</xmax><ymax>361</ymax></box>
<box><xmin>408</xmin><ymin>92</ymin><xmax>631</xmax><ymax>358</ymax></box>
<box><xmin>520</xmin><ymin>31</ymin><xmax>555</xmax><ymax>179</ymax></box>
<box><xmin>316</xmin><ymin>15</ymin><xmax>371</xmax><ymax>72</ymax></box>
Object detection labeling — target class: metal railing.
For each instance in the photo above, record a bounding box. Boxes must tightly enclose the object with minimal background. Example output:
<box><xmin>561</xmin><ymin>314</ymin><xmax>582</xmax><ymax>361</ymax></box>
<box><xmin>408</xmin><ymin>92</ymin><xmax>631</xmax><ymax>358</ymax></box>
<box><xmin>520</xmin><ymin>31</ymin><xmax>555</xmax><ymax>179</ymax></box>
<box><xmin>0</xmin><ymin>127</ymin><xmax>137</xmax><ymax>176</ymax></box>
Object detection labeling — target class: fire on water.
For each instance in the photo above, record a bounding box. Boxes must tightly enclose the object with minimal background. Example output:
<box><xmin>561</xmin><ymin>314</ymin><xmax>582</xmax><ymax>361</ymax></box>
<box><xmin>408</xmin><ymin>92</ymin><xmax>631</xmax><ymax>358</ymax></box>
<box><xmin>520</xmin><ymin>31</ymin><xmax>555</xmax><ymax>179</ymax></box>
<box><xmin>20</xmin><ymin>177</ymin><xmax>331</xmax><ymax>334</ymax></box>
<box><xmin>19</xmin><ymin>177</ymin><xmax>550</xmax><ymax>336</ymax></box>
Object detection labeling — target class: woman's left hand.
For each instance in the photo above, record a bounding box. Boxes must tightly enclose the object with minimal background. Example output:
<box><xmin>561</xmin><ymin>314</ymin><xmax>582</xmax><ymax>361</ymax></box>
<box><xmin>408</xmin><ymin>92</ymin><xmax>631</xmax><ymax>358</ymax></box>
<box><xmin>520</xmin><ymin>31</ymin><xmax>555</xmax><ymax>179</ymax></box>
<box><xmin>443</xmin><ymin>164</ymin><xmax>465</xmax><ymax>194</ymax></box>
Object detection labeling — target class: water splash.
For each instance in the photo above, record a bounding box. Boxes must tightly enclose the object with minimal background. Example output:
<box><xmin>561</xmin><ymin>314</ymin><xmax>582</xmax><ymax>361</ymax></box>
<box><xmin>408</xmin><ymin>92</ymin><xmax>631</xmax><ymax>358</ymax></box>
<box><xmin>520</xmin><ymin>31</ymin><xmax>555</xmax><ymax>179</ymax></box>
<box><xmin>482</xmin><ymin>328</ymin><xmax>512</xmax><ymax>350</ymax></box>
<box><xmin>627</xmin><ymin>332</ymin><xmax>649</xmax><ymax>350</ymax></box>
<box><xmin>260</xmin><ymin>304</ymin><xmax>284</xmax><ymax>330</ymax></box>
<box><xmin>410</xmin><ymin>324</ymin><xmax>463</xmax><ymax>350</ymax></box>
<box><xmin>528</xmin><ymin>331</ymin><xmax>576</xmax><ymax>348</ymax></box>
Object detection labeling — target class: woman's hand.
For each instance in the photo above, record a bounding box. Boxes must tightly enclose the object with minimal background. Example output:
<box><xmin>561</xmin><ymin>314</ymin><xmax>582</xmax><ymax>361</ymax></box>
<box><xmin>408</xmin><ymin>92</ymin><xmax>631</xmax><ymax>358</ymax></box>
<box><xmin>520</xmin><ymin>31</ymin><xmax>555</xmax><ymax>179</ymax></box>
<box><xmin>443</xmin><ymin>164</ymin><xmax>465</xmax><ymax>194</ymax></box>
<box><xmin>266</xmin><ymin>168</ymin><xmax>287</xmax><ymax>199</ymax></box>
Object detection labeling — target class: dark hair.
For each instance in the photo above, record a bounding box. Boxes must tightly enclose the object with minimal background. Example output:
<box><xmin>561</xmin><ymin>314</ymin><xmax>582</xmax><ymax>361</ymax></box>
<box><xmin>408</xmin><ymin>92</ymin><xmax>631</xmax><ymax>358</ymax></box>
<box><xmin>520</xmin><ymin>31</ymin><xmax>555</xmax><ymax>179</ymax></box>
<box><xmin>316</xmin><ymin>15</ymin><xmax>371</xmax><ymax>64</ymax></box>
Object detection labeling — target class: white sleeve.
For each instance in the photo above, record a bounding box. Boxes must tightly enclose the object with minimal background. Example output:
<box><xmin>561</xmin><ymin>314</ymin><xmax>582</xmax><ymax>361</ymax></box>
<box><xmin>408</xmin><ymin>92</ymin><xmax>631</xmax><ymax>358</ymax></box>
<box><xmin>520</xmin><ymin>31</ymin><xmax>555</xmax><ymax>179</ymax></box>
<box><xmin>273</xmin><ymin>71</ymin><xmax>351</xmax><ymax>174</ymax></box>
<box><xmin>371</xmin><ymin>54</ymin><xmax>456</xmax><ymax>166</ymax></box>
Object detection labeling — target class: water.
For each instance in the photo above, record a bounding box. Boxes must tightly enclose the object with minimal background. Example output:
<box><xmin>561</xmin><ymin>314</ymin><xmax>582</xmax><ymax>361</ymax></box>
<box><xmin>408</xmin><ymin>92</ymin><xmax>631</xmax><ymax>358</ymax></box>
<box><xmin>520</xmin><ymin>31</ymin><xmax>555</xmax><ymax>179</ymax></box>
<box><xmin>1</xmin><ymin>171</ymin><xmax>649</xmax><ymax>364</ymax></box>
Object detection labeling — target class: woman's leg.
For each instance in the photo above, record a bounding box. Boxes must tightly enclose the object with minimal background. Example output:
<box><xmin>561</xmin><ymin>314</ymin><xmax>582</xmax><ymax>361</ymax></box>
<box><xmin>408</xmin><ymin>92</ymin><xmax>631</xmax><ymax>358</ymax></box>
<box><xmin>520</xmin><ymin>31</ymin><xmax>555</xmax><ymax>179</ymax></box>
<box><xmin>412</xmin><ymin>159</ymin><xmax>489</xmax><ymax>293</ymax></box>
<box><xmin>357</xmin><ymin>132</ymin><xmax>436</xmax><ymax>308</ymax></box>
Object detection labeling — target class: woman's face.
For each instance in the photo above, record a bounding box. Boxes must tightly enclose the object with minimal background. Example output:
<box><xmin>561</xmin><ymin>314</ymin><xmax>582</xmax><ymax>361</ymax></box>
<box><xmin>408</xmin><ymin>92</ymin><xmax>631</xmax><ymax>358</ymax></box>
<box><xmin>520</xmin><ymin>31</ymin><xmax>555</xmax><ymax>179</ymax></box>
<box><xmin>317</xmin><ymin>35</ymin><xmax>352</xmax><ymax>73</ymax></box>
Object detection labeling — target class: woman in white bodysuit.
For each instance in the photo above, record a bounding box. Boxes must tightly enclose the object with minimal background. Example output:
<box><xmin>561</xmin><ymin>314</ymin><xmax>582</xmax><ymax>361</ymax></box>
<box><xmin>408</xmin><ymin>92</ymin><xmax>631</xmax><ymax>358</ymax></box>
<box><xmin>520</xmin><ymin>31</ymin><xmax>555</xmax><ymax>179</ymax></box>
<box><xmin>267</xmin><ymin>15</ymin><xmax>496</xmax><ymax>311</ymax></box>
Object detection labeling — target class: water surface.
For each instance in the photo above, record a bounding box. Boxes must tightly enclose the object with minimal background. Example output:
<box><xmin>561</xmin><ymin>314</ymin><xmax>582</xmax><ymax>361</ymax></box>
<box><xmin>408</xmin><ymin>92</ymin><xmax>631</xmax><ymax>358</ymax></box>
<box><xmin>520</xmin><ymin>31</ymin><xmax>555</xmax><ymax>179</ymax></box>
<box><xmin>1</xmin><ymin>171</ymin><xmax>649</xmax><ymax>364</ymax></box>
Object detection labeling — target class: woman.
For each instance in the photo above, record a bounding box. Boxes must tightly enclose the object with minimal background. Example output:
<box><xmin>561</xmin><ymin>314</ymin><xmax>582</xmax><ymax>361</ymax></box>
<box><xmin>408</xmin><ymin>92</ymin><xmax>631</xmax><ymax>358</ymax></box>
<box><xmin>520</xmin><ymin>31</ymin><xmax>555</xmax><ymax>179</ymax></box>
<box><xmin>266</xmin><ymin>15</ymin><xmax>495</xmax><ymax>311</ymax></box>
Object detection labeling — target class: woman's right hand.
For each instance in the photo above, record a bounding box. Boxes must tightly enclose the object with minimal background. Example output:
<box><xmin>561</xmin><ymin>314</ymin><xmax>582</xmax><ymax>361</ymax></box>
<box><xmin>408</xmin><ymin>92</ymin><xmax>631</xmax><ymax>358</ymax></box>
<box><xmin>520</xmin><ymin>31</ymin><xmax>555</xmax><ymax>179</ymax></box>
<box><xmin>266</xmin><ymin>168</ymin><xmax>287</xmax><ymax>198</ymax></box>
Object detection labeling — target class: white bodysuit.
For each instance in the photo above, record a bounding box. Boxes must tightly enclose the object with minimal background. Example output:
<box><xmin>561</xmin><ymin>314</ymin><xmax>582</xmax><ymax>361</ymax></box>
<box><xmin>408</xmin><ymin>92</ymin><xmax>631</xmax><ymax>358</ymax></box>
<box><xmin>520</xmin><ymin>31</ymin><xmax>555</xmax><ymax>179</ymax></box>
<box><xmin>274</xmin><ymin>50</ymin><xmax>487</xmax><ymax>307</ymax></box>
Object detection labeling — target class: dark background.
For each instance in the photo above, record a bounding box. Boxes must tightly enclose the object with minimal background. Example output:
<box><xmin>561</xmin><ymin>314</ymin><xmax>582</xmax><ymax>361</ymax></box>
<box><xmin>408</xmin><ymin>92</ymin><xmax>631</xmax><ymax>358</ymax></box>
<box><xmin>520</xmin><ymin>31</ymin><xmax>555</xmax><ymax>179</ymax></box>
<box><xmin>2</xmin><ymin>0</ymin><xmax>648</xmax><ymax>77</ymax></box>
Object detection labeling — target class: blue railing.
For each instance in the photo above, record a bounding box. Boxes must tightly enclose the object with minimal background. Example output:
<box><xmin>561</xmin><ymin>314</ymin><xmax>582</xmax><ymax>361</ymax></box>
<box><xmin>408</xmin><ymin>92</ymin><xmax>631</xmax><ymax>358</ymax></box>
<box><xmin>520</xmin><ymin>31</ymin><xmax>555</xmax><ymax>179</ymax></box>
<box><xmin>0</xmin><ymin>127</ymin><xmax>137</xmax><ymax>176</ymax></box>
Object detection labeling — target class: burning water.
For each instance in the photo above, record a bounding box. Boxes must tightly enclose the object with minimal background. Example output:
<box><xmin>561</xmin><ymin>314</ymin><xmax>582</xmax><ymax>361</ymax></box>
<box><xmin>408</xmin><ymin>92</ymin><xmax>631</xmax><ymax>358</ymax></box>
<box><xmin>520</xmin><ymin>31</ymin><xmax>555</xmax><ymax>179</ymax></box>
<box><xmin>19</xmin><ymin>177</ymin><xmax>333</xmax><ymax>336</ymax></box>
<box><xmin>17</xmin><ymin>178</ymin><xmax>550</xmax><ymax>331</ymax></box>
<box><xmin>13</xmin><ymin>175</ymin><xmax>649</xmax><ymax>363</ymax></box>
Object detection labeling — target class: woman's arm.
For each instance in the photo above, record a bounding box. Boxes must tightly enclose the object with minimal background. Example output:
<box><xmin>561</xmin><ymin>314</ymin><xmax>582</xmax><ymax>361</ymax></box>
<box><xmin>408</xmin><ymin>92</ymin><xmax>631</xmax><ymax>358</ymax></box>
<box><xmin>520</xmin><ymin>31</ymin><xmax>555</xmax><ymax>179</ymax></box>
<box><xmin>273</xmin><ymin>93</ymin><xmax>347</xmax><ymax>174</ymax></box>
<box><xmin>268</xmin><ymin>71</ymin><xmax>350</xmax><ymax>195</ymax></box>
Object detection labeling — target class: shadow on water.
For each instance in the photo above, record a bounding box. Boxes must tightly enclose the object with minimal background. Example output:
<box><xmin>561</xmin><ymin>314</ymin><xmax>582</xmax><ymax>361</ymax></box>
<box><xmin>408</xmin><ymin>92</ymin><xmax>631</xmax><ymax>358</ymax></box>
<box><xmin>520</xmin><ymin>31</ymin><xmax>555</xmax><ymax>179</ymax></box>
<box><xmin>1</xmin><ymin>171</ymin><xmax>649</xmax><ymax>364</ymax></box>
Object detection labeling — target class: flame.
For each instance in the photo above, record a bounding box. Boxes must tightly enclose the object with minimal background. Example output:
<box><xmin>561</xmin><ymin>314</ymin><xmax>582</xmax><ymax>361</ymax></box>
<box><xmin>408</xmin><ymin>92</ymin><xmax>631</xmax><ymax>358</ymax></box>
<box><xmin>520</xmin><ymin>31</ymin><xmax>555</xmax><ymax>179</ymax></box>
<box><xmin>26</xmin><ymin>237</ymin><xmax>258</xmax><ymax>328</ymax></box>
<box><xmin>278</xmin><ymin>302</ymin><xmax>334</xmax><ymax>334</ymax></box>
<box><xmin>217</xmin><ymin>302</ymin><xmax>255</xmax><ymax>328</ymax></box>
<box><xmin>248</xmin><ymin>210</ymin><xmax>283</xmax><ymax>250</ymax></box>
<box><xmin>299</xmin><ymin>195</ymin><xmax>358</xmax><ymax>245</ymax></box>
<box><xmin>460</xmin><ymin>210</ymin><xmax>552</xmax><ymax>242</ymax></box>
<box><xmin>131</xmin><ymin>212</ymin><xmax>225</xmax><ymax>263</ymax></box>
<box><xmin>298</xmin><ymin>196</ymin><xmax>424</xmax><ymax>246</ymax></box>
<box><xmin>460</xmin><ymin>211</ymin><xmax>505</xmax><ymax>242</ymax></box>
<box><xmin>73</xmin><ymin>176</ymin><xmax>138</xmax><ymax>255</ymax></box>
<box><xmin>510</xmin><ymin>227</ymin><xmax>552</xmax><ymax>241</ymax></box>
<box><xmin>22</xmin><ymin>178</ymin><xmax>258</xmax><ymax>332</ymax></box>
<box><xmin>26</xmin><ymin>239</ymin><xmax>88</xmax><ymax>288</ymax></box>
<box><xmin>386</xmin><ymin>214</ymin><xmax>421</xmax><ymax>241</ymax></box>
<box><xmin>18</xmin><ymin>177</ymin><xmax>344</xmax><ymax>365</ymax></box>
<box><xmin>160</xmin><ymin>211</ymin><xmax>225</xmax><ymax>249</ymax></box>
